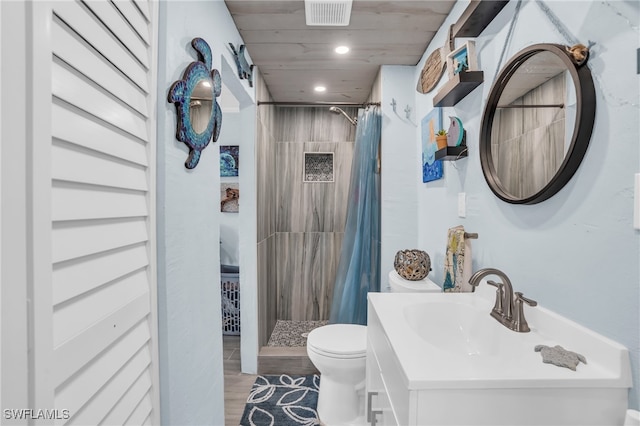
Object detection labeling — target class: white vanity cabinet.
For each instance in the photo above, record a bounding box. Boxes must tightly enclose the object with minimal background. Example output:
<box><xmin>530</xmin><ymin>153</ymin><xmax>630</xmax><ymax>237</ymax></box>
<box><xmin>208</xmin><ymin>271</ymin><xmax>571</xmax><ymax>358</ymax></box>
<box><xmin>365</xmin><ymin>292</ymin><xmax>632</xmax><ymax>426</ymax></box>
<box><xmin>366</xmin><ymin>304</ymin><xmax>411</xmax><ymax>426</ymax></box>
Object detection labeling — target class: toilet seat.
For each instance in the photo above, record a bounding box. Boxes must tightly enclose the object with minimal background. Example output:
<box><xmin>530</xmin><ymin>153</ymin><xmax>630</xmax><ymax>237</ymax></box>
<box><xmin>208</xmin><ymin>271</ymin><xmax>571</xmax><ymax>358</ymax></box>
<box><xmin>307</xmin><ymin>324</ymin><xmax>366</xmax><ymax>359</ymax></box>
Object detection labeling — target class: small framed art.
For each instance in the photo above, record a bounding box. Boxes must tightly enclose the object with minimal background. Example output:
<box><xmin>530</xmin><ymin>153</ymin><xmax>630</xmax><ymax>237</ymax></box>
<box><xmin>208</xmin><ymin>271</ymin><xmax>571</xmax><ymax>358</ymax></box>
<box><xmin>421</xmin><ymin>108</ymin><xmax>444</xmax><ymax>183</ymax></box>
<box><xmin>447</xmin><ymin>41</ymin><xmax>478</xmax><ymax>78</ymax></box>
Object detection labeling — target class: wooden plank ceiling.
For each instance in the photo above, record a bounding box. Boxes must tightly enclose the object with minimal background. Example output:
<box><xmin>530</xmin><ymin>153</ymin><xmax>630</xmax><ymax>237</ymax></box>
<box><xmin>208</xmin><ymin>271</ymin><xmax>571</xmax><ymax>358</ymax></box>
<box><xmin>224</xmin><ymin>1</ymin><xmax>456</xmax><ymax>104</ymax></box>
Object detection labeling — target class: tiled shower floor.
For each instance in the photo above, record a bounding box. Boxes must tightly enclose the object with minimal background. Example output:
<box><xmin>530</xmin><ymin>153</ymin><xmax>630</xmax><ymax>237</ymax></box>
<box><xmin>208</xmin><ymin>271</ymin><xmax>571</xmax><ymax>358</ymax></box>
<box><xmin>267</xmin><ymin>320</ymin><xmax>328</xmax><ymax>347</ymax></box>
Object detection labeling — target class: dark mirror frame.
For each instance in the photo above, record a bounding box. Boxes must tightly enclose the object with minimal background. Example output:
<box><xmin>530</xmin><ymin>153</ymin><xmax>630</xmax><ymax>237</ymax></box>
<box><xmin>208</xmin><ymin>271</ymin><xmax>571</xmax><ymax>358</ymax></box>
<box><xmin>479</xmin><ymin>43</ymin><xmax>596</xmax><ymax>204</ymax></box>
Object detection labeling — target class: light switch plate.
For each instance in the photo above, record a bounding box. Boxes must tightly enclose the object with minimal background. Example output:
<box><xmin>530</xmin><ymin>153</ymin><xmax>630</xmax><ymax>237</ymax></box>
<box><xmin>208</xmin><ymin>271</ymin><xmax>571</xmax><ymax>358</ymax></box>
<box><xmin>458</xmin><ymin>192</ymin><xmax>466</xmax><ymax>218</ymax></box>
<box><xmin>634</xmin><ymin>174</ymin><xmax>639</xmax><ymax>230</ymax></box>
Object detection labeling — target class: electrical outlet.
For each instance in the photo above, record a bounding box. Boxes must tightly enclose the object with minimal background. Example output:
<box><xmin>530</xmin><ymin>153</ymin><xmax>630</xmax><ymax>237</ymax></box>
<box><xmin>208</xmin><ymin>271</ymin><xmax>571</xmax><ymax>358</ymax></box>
<box><xmin>458</xmin><ymin>192</ymin><xmax>466</xmax><ymax>218</ymax></box>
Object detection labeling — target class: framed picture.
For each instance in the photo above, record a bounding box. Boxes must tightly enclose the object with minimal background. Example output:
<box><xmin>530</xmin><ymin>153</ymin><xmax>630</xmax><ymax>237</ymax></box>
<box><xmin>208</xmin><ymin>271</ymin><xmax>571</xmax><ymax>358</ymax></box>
<box><xmin>421</xmin><ymin>108</ymin><xmax>444</xmax><ymax>183</ymax></box>
<box><xmin>220</xmin><ymin>145</ymin><xmax>239</xmax><ymax>177</ymax></box>
<box><xmin>447</xmin><ymin>41</ymin><xmax>478</xmax><ymax>78</ymax></box>
<box><xmin>221</xmin><ymin>183</ymin><xmax>239</xmax><ymax>213</ymax></box>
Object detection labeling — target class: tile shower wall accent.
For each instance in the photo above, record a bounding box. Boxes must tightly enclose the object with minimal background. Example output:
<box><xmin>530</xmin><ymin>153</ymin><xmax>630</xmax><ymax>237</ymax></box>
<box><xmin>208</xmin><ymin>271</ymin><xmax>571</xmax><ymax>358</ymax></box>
<box><xmin>256</xmin><ymin>70</ymin><xmax>278</xmax><ymax>346</ymax></box>
<box><xmin>276</xmin><ymin>142</ymin><xmax>354</xmax><ymax>233</ymax></box>
<box><xmin>276</xmin><ymin>233</ymin><xmax>342</xmax><ymax>320</ymax></box>
<box><xmin>257</xmin><ymin>120</ymin><xmax>276</xmax><ymax>241</ymax></box>
<box><xmin>304</xmin><ymin>152</ymin><xmax>334</xmax><ymax>182</ymax></box>
<box><xmin>322</xmin><ymin>232</ymin><xmax>343</xmax><ymax>317</ymax></box>
<box><xmin>268</xmin><ymin>234</ymin><xmax>277</xmax><ymax>337</ymax></box>
<box><xmin>257</xmin><ymin>236</ymin><xmax>278</xmax><ymax>347</ymax></box>
<box><xmin>275</xmin><ymin>107</ymin><xmax>357</xmax><ymax>143</ymax></box>
<box><xmin>258</xmin><ymin>238</ymin><xmax>268</xmax><ymax>346</ymax></box>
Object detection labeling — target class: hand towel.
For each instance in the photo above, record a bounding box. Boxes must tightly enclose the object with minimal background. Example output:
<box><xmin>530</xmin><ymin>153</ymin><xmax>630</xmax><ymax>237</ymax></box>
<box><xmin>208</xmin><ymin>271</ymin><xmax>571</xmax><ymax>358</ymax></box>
<box><xmin>443</xmin><ymin>225</ymin><xmax>473</xmax><ymax>292</ymax></box>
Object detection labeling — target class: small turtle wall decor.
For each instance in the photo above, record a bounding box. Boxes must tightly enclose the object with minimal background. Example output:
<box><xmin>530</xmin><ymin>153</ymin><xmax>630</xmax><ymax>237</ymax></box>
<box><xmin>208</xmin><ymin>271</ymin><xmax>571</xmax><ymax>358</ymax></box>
<box><xmin>168</xmin><ymin>37</ymin><xmax>222</xmax><ymax>169</ymax></box>
<box><xmin>229</xmin><ymin>43</ymin><xmax>254</xmax><ymax>87</ymax></box>
<box><xmin>565</xmin><ymin>43</ymin><xmax>590</xmax><ymax>66</ymax></box>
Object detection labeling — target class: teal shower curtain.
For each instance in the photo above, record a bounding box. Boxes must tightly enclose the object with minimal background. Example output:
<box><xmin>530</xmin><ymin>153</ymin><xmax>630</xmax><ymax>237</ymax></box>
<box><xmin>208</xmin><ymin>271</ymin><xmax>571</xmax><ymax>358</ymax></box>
<box><xmin>330</xmin><ymin>106</ymin><xmax>381</xmax><ymax>325</ymax></box>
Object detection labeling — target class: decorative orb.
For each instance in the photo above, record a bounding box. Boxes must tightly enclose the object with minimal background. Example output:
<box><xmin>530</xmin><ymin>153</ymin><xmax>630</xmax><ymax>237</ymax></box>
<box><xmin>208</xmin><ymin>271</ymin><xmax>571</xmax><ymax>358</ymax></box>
<box><xmin>394</xmin><ymin>250</ymin><xmax>431</xmax><ymax>281</ymax></box>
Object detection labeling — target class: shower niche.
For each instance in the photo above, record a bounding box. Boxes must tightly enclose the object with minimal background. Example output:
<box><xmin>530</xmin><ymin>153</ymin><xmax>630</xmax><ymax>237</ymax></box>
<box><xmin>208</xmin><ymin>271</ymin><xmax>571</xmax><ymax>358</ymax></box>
<box><xmin>303</xmin><ymin>152</ymin><xmax>335</xmax><ymax>183</ymax></box>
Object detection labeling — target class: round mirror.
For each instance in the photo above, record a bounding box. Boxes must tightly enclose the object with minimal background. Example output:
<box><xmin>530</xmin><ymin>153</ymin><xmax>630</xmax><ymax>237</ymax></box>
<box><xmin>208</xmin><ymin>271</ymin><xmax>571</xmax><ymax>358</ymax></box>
<box><xmin>480</xmin><ymin>44</ymin><xmax>595</xmax><ymax>204</ymax></box>
<box><xmin>189</xmin><ymin>79</ymin><xmax>214</xmax><ymax>134</ymax></box>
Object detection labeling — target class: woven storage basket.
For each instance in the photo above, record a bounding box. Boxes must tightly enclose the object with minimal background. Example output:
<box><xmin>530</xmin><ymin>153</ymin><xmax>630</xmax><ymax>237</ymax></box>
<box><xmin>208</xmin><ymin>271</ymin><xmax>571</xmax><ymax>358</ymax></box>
<box><xmin>394</xmin><ymin>249</ymin><xmax>431</xmax><ymax>281</ymax></box>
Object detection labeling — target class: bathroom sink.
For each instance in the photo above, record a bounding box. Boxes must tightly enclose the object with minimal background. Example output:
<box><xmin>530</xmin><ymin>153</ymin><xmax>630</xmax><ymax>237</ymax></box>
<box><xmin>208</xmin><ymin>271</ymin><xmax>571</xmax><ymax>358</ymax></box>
<box><xmin>403</xmin><ymin>301</ymin><xmax>504</xmax><ymax>357</ymax></box>
<box><xmin>367</xmin><ymin>283</ymin><xmax>632</xmax><ymax>425</ymax></box>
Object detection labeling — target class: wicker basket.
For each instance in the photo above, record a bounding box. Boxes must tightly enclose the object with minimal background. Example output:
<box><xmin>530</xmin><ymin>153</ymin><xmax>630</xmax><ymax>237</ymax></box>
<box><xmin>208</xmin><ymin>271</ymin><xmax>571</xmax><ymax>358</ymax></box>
<box><xmin>394</xmin><ymin>249</ymin><xmax>431</xmax><ymax>281</ymax></box>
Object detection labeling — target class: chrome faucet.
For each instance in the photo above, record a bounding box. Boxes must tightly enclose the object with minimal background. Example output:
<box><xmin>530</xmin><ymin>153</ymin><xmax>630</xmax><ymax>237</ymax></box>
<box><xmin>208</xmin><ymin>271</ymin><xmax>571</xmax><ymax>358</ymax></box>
<box><xmin>468</xmin><ymin>268</ymin><xmax>537</xmax><ymax>332</ymax></box>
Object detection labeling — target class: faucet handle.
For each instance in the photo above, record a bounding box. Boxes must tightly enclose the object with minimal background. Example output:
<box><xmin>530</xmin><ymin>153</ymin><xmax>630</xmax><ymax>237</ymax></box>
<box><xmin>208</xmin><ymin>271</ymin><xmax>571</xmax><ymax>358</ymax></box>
<box><xmin>486</xmin><ymin>280</ymin><xmax>504</xmax><ymax>316</ymax></box>
<box><xmin>515</xmin><ymin>292</ymin><xmax>537</xmax><ymax>307</ymax></box>
<box><xmin>486</xmin><ymin>280</ymin><xmax>501</xmax><ymax>289</ymax></box>
<box><xmin>513</xmin><ymin>292</ymin><xmax>537</xmax><ymax>332</ymax></box>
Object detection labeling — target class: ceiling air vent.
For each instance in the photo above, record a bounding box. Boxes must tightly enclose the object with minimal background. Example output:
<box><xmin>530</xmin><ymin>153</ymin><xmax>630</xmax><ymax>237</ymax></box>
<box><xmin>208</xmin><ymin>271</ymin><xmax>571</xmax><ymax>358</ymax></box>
<box><xmin>305</xmin><ymin>0</ymin><xmax>353</xmax><ymax>26</ymax></box>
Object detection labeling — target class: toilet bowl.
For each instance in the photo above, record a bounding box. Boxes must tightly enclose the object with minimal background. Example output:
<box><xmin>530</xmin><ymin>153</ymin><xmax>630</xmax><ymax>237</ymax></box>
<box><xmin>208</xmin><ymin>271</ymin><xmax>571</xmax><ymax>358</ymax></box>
<box><xmin>389</xmin><ymin>270</ymin><xmax>441</xmax><ymax>293</ymax></box>
<box><xmin>307</xmin><ymin>324</ymin><xmax>367</xmax><ymax>425</ymax></box>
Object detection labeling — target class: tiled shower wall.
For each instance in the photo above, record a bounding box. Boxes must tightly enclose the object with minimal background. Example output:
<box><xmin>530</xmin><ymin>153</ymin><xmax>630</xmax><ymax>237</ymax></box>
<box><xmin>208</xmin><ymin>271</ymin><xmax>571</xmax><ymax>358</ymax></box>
<box><xmin>257</xmin><ymin>104</ymin><xmax>357</xmax><ymax>345</ymax></box>
<box><xmin>274</xmin><ymin>107</ymin><xmax>357</xmax><ymax>322</ymax></box>
<box><xmin>269</xmin><ymin>107</ymin><xmax>357</xmax><ymax>320</ymax></box>
<box><xmin>256</xmin><ymin>72</ymin><xmax>277</xmax><ymax>347</ymax></box>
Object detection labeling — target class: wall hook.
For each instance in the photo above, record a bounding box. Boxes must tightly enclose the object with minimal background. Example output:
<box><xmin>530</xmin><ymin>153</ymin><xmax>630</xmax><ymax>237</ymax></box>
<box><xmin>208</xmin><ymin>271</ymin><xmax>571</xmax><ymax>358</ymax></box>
<box><xmin>404</xmin><ymin>105</ymin><xmax>412</xmax><ymax>120</ymax></box>
<box><xmin>390</xmin><ymin>98</ymin><xmax>397</xmax><ymax>113</ymax></box>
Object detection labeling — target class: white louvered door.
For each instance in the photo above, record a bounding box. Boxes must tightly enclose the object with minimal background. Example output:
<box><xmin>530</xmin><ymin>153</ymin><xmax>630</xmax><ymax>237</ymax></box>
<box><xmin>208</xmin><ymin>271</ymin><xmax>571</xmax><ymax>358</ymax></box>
<box><xmin>36</xmin><ymin>1</ymin><xmax>159</xmax><ymax>424</ymax></box>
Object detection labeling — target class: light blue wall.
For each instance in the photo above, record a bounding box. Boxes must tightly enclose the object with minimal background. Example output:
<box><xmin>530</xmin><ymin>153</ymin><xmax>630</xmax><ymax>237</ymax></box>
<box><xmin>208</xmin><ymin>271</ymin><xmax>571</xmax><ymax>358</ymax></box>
<box><xmin>156</xmin><ymin>1</ymin><xmax>254</xmax><ymax>424</ymax></box>
<box><xmin>382</xmin><ymin>0</ymin><xmax>639</xmax><ymax>409</ymax></box>
<box><xmin>219</xmin><ymin>112</ymin><xmax>242</xmax><ymax>267</ymax></box>
<box><xmin>380</xmin><ymin>66</ymin><xmax>420</xmax><ymax>291</ymax></box>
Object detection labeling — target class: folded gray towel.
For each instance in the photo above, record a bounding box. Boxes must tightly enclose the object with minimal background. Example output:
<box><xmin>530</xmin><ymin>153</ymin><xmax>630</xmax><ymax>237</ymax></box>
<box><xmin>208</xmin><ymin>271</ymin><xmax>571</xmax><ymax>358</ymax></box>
<box><xmin>534</xmin><ymin>345</ymin><xmax>587</xmax><ymax>371</ymax></box>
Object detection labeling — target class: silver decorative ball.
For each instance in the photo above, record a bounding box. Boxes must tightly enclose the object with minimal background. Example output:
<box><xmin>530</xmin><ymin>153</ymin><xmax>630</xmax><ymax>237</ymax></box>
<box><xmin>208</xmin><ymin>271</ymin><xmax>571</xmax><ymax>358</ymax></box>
<box><xmin>394</xmin><ymin>250</ymin><xmax>431</xmax><ymax>281</ymax></box>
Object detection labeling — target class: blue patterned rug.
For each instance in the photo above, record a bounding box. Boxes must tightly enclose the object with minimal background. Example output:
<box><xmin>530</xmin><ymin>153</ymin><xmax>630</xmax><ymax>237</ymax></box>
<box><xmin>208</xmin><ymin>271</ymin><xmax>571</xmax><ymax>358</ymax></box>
<box><xmin>240</xmin><ymin>374</ymin><xmax>320</xmax><ymax>426</ymax></box>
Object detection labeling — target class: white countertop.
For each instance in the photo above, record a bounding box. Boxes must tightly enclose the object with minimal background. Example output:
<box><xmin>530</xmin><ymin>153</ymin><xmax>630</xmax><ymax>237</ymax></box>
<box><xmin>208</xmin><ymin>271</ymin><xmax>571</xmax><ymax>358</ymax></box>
<box><xmin>368</xmin><ymin>284</ymin><xmax>632</xmax><ymax>390</ymax></box>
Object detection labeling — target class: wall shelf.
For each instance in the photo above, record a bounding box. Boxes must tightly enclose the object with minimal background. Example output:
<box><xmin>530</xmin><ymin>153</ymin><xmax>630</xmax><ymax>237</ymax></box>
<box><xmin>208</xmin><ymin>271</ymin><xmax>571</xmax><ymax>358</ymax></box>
<box><xmin>433</xmin><ymin>71</ymin><xmax>484</xmax><ymax>107</ymax></box>
<box><xmin>435</xmin><ymin>146</ymin><xmax>468</xmax><ymax>161</ymax></box>
<box><xmin>452</xmin><ymin>0</ymin><xmax>510</xmax><ymax>38</ymax></box>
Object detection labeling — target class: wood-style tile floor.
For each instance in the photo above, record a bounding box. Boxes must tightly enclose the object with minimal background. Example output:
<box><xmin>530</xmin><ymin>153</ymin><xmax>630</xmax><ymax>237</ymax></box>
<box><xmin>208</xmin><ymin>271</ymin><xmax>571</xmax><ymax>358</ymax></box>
<box><xmin>223</xmin><ymin>335</ymin><xmax>257</xmax><ymax>426</ymax></box>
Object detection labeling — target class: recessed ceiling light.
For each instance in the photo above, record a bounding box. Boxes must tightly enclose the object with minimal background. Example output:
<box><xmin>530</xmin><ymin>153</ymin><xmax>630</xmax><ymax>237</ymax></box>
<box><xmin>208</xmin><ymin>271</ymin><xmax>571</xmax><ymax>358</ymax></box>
<box><xmin>314</xmin><ymin>85</ymin><xmax>326</xmax><ymax>92</ymax></box>
<box><xmin>335</xmin><ymin>45</ymin><xmax>349</xmax><ymax>54</ymax></box>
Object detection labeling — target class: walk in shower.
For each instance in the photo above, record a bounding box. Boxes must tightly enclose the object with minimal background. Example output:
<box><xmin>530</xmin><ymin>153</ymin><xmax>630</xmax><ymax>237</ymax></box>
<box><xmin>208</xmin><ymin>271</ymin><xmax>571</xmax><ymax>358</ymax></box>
<box><xmin>256</xmin><ymin>105</ymin><xmax>359</xmax><ymax>363</ymax></box>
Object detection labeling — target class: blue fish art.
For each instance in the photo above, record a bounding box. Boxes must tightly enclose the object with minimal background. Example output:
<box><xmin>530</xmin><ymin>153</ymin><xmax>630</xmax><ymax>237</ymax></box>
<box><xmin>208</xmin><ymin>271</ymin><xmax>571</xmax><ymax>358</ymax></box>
<box><xmin>229</xmin><ymin>43</ymin><xmax>254</xmax><ymax>87</ymax></box>
<box><xmin>168</xmin><ymin>38</ymin><xmax>222</xmax><ymax>169</ymax></box>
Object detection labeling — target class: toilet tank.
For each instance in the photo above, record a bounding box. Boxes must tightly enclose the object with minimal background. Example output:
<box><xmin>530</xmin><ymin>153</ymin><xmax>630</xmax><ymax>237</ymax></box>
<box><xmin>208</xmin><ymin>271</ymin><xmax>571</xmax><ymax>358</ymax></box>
<box><xmin>388</xmin><ymin>270</ymin><xmax>441</xmax><ymax>293</ymax></box>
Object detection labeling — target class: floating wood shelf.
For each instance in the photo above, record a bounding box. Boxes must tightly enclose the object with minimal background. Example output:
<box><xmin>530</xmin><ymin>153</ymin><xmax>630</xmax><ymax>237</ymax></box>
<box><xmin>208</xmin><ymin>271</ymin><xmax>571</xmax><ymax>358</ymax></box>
<box><xmin>433</xmin><ymin>71</ymin><xmax>484</xmax><ymax>107</ymax></box>
<box><xmin>435</xmin><ymin>145</ymin><xmax>468</xmax><ymax>161</ymax></box>
<box><xmin>452</xmin><ymin>0</ymin><xmax>510</xmax><ymax>38</ymax></box>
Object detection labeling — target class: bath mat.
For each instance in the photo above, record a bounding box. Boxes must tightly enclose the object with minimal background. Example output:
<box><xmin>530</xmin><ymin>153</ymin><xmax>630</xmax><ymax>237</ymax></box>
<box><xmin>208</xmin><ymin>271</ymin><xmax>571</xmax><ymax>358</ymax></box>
<box><xmin>240</xmin><ymin>374</ymin><xmax>320</xmax><ymax>426</ymax></box>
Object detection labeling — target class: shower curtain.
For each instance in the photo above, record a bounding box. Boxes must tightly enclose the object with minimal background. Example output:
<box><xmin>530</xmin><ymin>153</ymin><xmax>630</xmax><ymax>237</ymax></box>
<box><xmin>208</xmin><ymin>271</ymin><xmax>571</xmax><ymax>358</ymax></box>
<box><xmin>329</xmin><ymin>106</ymin><xmax>381</xmax><ymax>325</ymax></box>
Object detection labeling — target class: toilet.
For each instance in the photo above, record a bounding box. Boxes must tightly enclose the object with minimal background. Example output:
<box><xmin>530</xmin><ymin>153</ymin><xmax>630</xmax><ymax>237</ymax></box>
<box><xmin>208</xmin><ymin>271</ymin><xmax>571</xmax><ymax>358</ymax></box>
<box><xmin>307</xmin><ymin>324</ymin><xmax>367</xmax><ymax>425</ymax></box>
<box><xmin>307</xmin><ymin>271</ymin><xmax>440</xmax><ymax>425</ymax></box>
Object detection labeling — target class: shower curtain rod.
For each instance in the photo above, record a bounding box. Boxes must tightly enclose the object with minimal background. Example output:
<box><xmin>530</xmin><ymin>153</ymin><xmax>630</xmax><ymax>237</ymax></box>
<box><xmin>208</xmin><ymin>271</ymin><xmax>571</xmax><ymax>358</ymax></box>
<box><xmin>257</xmin><ymin>101</ymin><xmax>380</xmax><ymax>107</ymax></box>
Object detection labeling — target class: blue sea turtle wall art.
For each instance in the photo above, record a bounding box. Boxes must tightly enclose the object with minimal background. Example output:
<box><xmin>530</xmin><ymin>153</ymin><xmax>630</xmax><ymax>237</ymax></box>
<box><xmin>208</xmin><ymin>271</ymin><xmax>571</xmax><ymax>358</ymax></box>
<box><xmin>168</xmin><ymin>37</ymin><xmax>222</xmax><ymax>169</ymax></box>
<box><xmin>229</xmin><ymin>43</ymin><xmax>254</xmax><ymax>87</ymax></box>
